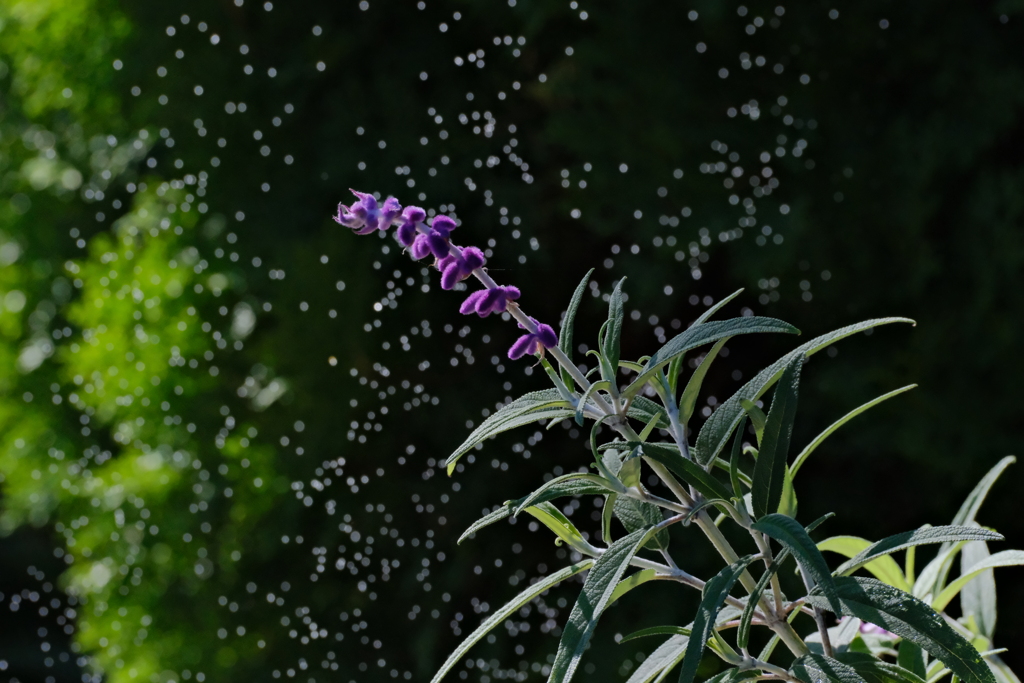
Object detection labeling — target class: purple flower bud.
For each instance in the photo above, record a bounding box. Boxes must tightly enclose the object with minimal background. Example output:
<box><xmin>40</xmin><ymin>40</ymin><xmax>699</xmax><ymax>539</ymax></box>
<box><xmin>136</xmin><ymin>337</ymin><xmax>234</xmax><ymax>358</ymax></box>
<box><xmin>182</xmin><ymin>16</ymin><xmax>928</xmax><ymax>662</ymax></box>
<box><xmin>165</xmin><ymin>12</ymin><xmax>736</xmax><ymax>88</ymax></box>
<box><xmin>858</xmin><ymin>621</ymin><xmax>896</xmax><ymax>638</ymax></box>
<box><xmin>508</xmin><ymin>317</ymin><xmax>558</xmax><ymax>360</ymax></box>
<box><xmin>459</xmin><ymin>285</ymin><xmax>521</xmax><ymax>317</ymax></box>
<box><xmin>334</xmin><ymin>190</ymin><xmax>401</xmax><ymax>235</ymax></box>
<box><xmin>410</xmin><ymin>235</ymin><xmax>433</xmax><ymax>260</ymax></box>
<box><xmin>430</xmin><ymin>215</ymin><xmax>457</xmax><ymax>238</ymax></box>
<box><xmin>438</xmin><ymin>247</ymin><xmax>485</xmax><ymax>290</ymax></box>
<box><xmin>396</xmin><ymin>206</ymin><xmax>425</xmax><ymax>247</ymax></box>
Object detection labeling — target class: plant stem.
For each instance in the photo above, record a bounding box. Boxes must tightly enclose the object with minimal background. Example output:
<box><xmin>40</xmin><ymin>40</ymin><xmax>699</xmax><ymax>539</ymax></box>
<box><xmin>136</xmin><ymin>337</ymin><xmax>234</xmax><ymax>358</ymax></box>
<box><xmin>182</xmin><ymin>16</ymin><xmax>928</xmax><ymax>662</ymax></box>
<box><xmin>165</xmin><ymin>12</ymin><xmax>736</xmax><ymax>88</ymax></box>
<box><xmin>796</xmin><ymin>564</ymin><xmax>834</xmax><ymax>657</ymax></box>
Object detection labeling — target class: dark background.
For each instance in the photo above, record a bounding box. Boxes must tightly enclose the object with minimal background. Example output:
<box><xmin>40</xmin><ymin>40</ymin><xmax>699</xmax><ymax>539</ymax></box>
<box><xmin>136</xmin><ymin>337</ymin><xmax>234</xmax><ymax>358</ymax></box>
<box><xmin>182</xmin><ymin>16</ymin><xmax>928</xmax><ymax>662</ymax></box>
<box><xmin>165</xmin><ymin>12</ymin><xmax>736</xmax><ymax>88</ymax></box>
<box><xmin>0</xmin><ymin>0</ymin><xmax>1021</xmax><ymax>681</ymax></box>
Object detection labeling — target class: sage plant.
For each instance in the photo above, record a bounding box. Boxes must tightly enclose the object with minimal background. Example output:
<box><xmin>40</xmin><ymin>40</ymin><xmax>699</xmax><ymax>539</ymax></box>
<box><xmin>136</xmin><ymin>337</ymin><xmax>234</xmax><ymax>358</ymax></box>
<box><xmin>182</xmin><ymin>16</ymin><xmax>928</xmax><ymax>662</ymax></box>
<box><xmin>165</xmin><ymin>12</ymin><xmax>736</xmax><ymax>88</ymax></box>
<box><xmin>336</xmin><ymin>190</ymin><xmax>1022</xmax><ymax>683</ymax></box>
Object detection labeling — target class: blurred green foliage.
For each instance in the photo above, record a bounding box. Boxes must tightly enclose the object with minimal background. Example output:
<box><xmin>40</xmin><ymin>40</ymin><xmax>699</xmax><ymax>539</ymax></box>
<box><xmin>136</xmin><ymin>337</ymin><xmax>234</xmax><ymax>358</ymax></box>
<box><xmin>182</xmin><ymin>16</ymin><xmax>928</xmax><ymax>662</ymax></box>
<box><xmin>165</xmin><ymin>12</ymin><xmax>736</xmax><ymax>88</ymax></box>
<box><xmin>0</xmin><ymin>0</ymin><xmax>1022</xmax><ymax>682</ymax></box>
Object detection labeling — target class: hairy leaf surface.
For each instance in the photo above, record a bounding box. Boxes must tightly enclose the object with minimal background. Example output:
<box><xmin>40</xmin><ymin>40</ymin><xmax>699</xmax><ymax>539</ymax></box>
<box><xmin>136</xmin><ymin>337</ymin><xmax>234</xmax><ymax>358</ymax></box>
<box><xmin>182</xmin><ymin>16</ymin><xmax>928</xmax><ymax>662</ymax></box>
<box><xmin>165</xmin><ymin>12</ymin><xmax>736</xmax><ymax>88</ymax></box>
<box><xmin>835</xmin><ymin>652</ymin><xmax>928</xmax><ymax>683</ymax></box>
<box><xmin>835</xmin><ymin>526</ymin><xmax>1003</xmax><ymax>581</ymax></box>
<box><xmin>932</xmin><ymin>550</ymin><xmax>1024</xmax><ymax>613</ymax></box>
<box><xmin>790</xmin><ymin>654</ymin><xmax>867</xmax><ymax>683</ymax></box>
<box><xmin>751</xmin><ymin>356</ymin><xmax>802</xmax><ymax>518</ymax></box>
<box><xmin>624</xmin><ymin>634</ymin><xmax>689</xmax><ymax>683</ymax></box>
<box><xmin>622</xmin><ymin>317</ymin><xmax>799</xmax><ymax>398</ymax></box>
<box><xmin>446</xmin><ymin>389</ymin><xmax>573</xmax><ymax>472</ymax></box>
<box><xmin>548</xmin><ymin>527</ymin><xmax>657</xmax><ymax>683</ymax></box>
<box><xmin>694</xmin><ymin>318</ymin><xmax>914</xmax><ymax>465</ymax></box>
<box><xmin>753</xmin><ymin>513</ymin><xmax>841</xmax><ymax>613</ymax></box>
<box><xmin>429</xmin><ymin>560</ymin><xmax>594</xmax><ymax>683</ymax></box>
<box><xmin>806</xmin><ymin>577</ymin><xmax>996</xmax><ymax>683</ymax></box>
<box><xmin>677</xmin><ymin>556</ymin><xmax>755</xmax><ymax>683</ymax></box>
<box><xmin>458</xmin><ymin>479</ymin><xmax>609</xmax><ymax>544</ymax></box>
<box><xmin>819</xmin><ymin>536</ymin><xmax>908</xmax><ymax>590</ymax></box>
<box><xmin>559</xmin><ymin>268</ymin><xmax>594</xmax><ymax>387</ymax></box>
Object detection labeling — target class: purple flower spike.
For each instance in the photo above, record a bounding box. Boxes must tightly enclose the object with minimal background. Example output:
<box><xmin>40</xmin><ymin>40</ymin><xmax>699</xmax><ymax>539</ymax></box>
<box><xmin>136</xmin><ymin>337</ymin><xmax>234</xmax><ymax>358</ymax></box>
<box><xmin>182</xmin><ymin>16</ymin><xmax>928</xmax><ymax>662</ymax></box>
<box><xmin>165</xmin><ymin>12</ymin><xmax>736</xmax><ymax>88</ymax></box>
<box><xmin>396</xmin><ymin>206</ymin><xmax>425</xmax><ymax>247</ymax></box>
<box><xmin>508</xmin><ymin>317</ymin><xmax>558</xmax><ymax>360</ymax></box>
<box><xmin>459</xmin><ymin>285</ymin><xmax>521</xmax><ymax>317</ymax></box>
<box><xmin>334</xmin><ymin>189</ymin><xmax>401</xmax><ymax>235</ymax></box>
<box><xmin>438</xmin><ymin>247</ymin><xmax>485</xmax><ymax>290</ymax></box>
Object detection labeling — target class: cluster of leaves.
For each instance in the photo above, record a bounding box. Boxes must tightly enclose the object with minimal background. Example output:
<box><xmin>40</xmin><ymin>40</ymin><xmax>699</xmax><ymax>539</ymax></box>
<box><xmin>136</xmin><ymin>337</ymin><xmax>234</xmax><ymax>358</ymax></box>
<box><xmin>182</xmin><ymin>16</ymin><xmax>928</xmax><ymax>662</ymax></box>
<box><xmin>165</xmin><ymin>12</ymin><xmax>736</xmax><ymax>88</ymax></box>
<box><xmin>432</xmin><ymin>275</ymin><xmax>1022</xmax><ymax>683</ymax></box>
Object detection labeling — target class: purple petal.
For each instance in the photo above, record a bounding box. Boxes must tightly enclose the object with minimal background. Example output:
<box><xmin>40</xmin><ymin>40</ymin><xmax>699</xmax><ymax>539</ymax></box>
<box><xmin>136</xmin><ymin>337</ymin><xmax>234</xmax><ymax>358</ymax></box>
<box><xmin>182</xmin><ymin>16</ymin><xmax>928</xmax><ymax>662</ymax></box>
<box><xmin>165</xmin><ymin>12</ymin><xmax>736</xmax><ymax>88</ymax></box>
<box><xmin>381</xmin><ymin>197</ymin><xmax>402</xmax><ymax>224</ymax></box>
<box><xmin>508</xmin><ymin>334</ymin><xmax>535</xmax><ymax>360</ymax></box>
<box><xmin>504</xmin><ymin>286</ymin><xmax>521</xmax><ymax>302</ymax></box>
<box><xmin>351</xmin><ymin>190</ymin><xmax>377</xmax><ymax>210</ymax></box>
<box><xmin>440</xmin><ymin>263</ymin><xmax>460</xmax><ymax>290</ymax></box>
<box><xmin>402</xmin><ymin>206</ymin><xmax>425</xmax><ymax>223</ymax></box>
<box><xmin>396</xmin><ymin>221</ymin><xmax>417</xmax><ymax>247</ymax></box>
<box><xmin>535</xmin><ymin>323</ymin><xmax>558</xmax><ymax>349</ymax></box>
<box><xmin>426</xmin><ymin>232</ymin><xmax>450</xmax><ymax>259</ymax></box>
<box><xmin>459</xmin><ymin>290</ymin><xmax>488</xmax><ymax>315</ymax></box>
<box><xmin>431</xmin><ymin>215</ymin><xmax>457</xmax><ymax>237</ymax></box>
<box><xmin>410</xmin><ymin>235</ymin><xmax>432</xmax><ymax>260</ymax></box>
<box><xmin>478</xmin><ymin>288</ymin><xmax>506</xmax><ymax>316</ymax></box>
<box><xmin>461</xmin><ymin>247</ymin><xmax>485</xmax><ymax>271</ymax></box>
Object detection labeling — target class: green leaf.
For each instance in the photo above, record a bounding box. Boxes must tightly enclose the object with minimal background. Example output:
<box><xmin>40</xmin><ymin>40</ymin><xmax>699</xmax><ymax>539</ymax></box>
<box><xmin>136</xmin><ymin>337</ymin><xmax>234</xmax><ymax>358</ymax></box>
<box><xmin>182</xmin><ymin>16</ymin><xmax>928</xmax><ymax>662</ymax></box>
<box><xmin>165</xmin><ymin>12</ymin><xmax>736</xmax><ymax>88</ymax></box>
<box><xmin>523</xmin><ymin>502</ymin><xmax>597</xmax><ymax>555</ymax></box>
<box><xmin>624</xmin><ymin>634</ymin><xmax>689</xmax><ymax>683</ymax></box>
<box><xmin>805</xmin><ymin>576</ymin><xmax>996</xmax><ymax>683</ymax></box>
<box><xmin>790</xmin><ymin>385</ymin><xmax>917</xmax><ymax>478</ymax></box>
<box><xmin>753</xmin><ymin>513</ymin><xmax>841</xmax><ymax>613</ymax></box>
<box><xmin>932</xmin><ymin>550</ymin><xmax>1024</xmax><ymax>613</ymax></box>
<box><xmin>446</xmin><ymin>389</ymin><xmax>574</xmax><ymax>473</ymax></box>
<box><xmin>950</xmin><ymin>457</ymin><xmax>1016</xmax><ymax>529</ymax></box>
<box><xmin>737</xmin><ymin>548</ymin><xmax>790</xmax><ymax>649</ymax></box>
<box><xmin>913</xmin><ymin>541</ymin><xmax>966</xmax><ymax>602</ymax></box>
<box><xmin>693</xmin><ymin>318</ymin><xmax>915</xmax><ymax>466</ymax></box>
<box><xmin>819</xmin><ymin>536</ymin><xmax>909</xmax><ymax>591</ymax></box>
<box><xmin>897</xmin><ymin>642</ymin><xmax>928</xmax><ymax>681</ymax></box>
<box><xmin>692</xmin><ymin>289</ymin><xmax>745</xmax><ymax>326</ymax></box>
<box><xmin>513</xmin><ymin>473</ymin><xmax>618</xmax><ymax>516</ymax></box>
<box><xmin>603</xmin><ymin>278</ymin><xmax>626</xmax><ymax>377</ymax></box>
<box><xmin>740</xmin><ymin>399</ymin><xmax>767</xmax><ymax>445</ymax></box>
<box><xmin>679</xmin><ymin>338</ymin><xmax>730</xmax><ymax>424</ymax></box>
<box><xmin>628</xmin><ymin>395</ymin><xmax>673</xmax><ymax>429</ymax></box>
<box><xmin>622</xmin><ymin>317</ymin><xmax>800</xmax><ymax>399</ymax></box>
<box><xmin>620</xmin><ymin>625</ymin><xmax>693</xmax><ymax>643</ymax></box>
<box><xmin>429</xmin><ymin>559</ymin><xmax>595</xmax><ymax>683</ymax></box>
<box><xmin>778</xmin><ymin>465</ymin><xmax>798</xmax><ymax>518</ymax></box>
<box><xmin>981</xmin><ymin>653</ymin><xmax>1020</xmax><ymax>683</ymax></box>
<box><xmin>835</xmin><ymin>653</ymin><xmax>928</xmax><ymax>683</ymax></box>
<box><xmin>636</xmin><ymin>442</ymin><xmax>734</xmax><ymax>502</ymax></box>
<box><xmin>602</xmin><ymin>493</ymin><xmax>617</xmax><ymax>545</ymax></box>
<box><xmin>959</xmin><ymin>538</ymin><xmax>996</xmax><ymax>641</ymax></box>
<box><xmin>638</xmin><ymin>409</ymin><xmax>665</xmax><ymax>441</ymax></box>
<box><xmin>458</xmin><ymin>478</ymin><xmax>610</xmax><ymax>544</ymax></box>
<box><xmin>668</xmin><ymin>355</ymin><xmax>685</xmax><ymax>399</ymax></box>
<box><xmin>791</xmin><ymin>654</ymin><xmax>868</xmax><ymax>683</ymax></box>
<box><xmin>703</xmin><ymin>669</ymin><xmax>761</xmax><ymax>683</ymax></box>
<box><xmin>751</xmin><ymin>356</ymin><xmax>803</xmax><ymax>519</ymax></box>
<box><xmin>560</xmin><ymin>268</ymin><xmax>595</xmax><ymax>387</ymax></box>
<box><xmin>620</xmin><ymin>447</ymin><xmax>643</xmax><ymax>490</ymax></box>
<box><xmin>834</xmin><ymin>526</ymin><xmax>1004</xmax><ymax>583</ymax></box>
<box><xmin>609</xmin><ymin>568</ymin><xmax>660</xmax><ymax>606</ymax></box>
<box><xmin>575</xmin><ymin>379</ymin><xmax>611</xmax><ymax>426</ymax></box>
<box><xmin>677</xmin><ymin>555</ymin><xmax>756</xmax><ymax>683</ymax></box>
<box><xmin>917</xmin><ymin>456</ymin><xmax>1015</xmax><ymax>599</ymax></box>
<box><xmin>614</xmin><ymin>496</ymin><xmax>670</xmax><ymax>551</ymax></box>
<box><xmin>548</xmin><ymin>527</ymin><xmax>658</xmax><ymax>683</ymax></box>
<box><xmin>729</xmin><ymin>425</ymin><xmax>746</xmax><ymax>501</ymax></box>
